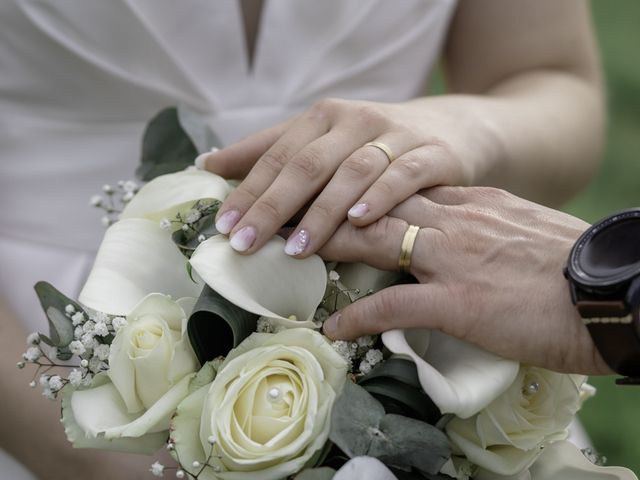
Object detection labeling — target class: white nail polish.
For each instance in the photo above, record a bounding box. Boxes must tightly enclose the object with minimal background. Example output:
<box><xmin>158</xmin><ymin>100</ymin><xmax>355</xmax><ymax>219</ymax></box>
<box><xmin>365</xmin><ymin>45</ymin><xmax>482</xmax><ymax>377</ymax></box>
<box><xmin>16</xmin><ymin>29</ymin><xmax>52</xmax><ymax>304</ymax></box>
<box><xmin>194</xmin><ymin>153</ymin><xmax>209</xmax><ymax>170</ymax></box>
<box><xmin>215</xmin><ymin>210</ymin><xmax>241</xmax><ymax>234</ymax></box>
<box><xmin>348</xmin><ymin>203</ymin><xmax>369</xmax><ymax>218</ymax></box>
<box><xmin>194</xmin><ymin>147</ymin><xmax>220</xmax><ymax>170</ymax></box>
<box><xmin>229</xmin><ymin>226</ymin><xmax>256</xmax><ymax>252</ymax></box>
<box><xmin>284</xmin><ymin>229</ymin><xmax>310</xmax><ymax>256</ymax></box>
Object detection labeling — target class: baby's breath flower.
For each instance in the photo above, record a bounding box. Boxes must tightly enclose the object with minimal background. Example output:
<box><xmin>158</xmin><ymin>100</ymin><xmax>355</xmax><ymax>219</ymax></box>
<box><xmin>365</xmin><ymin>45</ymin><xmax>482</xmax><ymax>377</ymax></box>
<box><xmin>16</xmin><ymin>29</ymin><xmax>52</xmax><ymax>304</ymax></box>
<box><xmin>68</xmin><ymin>369</ymin><xmax>83</xmax><ymax>387</ymax></box>
<box><xmin>93</xmin><ymin>344</ymin><xmax>110</xmax><ymax>361</ymax></box>
<box><xmin>93</xmin><ymin>311</ymin><xmax>109</xmax><ymax>324</ymax></box>
<box><xmin>88</xmin><ymin>357</ymin><xmax>106</xmax><ymax>373</ymax></box>
<box><xmin>90</xmin><ymin>195</ymin><xmax>103</xmax><ymax>207</ymax></box>
<box><xmin>256</xmin><ymin>317</ymin><xmax>274</xmax><ymax>333</ymax></box>
<box><xmin>364</xmin><ymin>349</ymin><xmax>383</xmax><ymax>367</ymax></box>
<box><xmin>122</xmin><ymin>180</ymin><xmax>138</xmax><ymax>193</ymax></box>
<box><xmin>82</xmin><ymin>320</ymin><xmax>96</xmax><ymax>334</ymax></box>
<box><xmin>331</xmin><ymin>340</ymin><xmax>355</xmax><ymax>363</ymax></box>
<box><xmin>29</xmin><ymin>380</ymin><xmax>37</xmax><ymax>388</ymax></box>
<box><xmin>48</xmin><ymin>375</ymin><xmax>64</xmax><ymax>391</ymax></box>
<box><xmin>79</xmin><ymin>358</ymin><xmax>89</xmax><ymax>368</ymax></box>
<box><xmin>65</xmin><ymin>304</ymin><xmax>76</xmax><ymax>315</ymax></box>
<box><xmin>23</xmin><ymin>347</ymin><xmax>41</xmax><ymax>362</ymax></box>
<box><xmin>69</xmin><ymin>340</ymin><xmax>86</xmax><ymax>356</ymax></box>
<box><xmin>356</xmin><ymin>335</ymin><xmax>375</xmax><ymax>349</ymax></box>
<box><xmin>71</xmin><ymin>312</ymin><xmax>85</xmax><ymax>326</ymax></box>
<box><xmin>101</xmin><ymin>216</ymin><xmax>112</xmax><ymax>227</ymax></box>
<box><xmin>149</xmin><ymin>461</ymin><xmax>165</xmax><ymax>477</ymax></box>
<box><xmin>197</xmin><ymin>234</ymin><xmax>206</xmax><ymax>243</ymax></box>
<box><xmin>42</xmin><ymin>388</ymin><xmax>56</xmax><ymax>400</ymax></box>
<box><xmin>328</xmin><ymin>270</ymin><xmax>340</xmax><ymax>282</ymax></box>
<box><xmin>74</xmin><ymin>326</ymin><xmax>84</xmax><ymax>340</ymax></box>
<box><xmin>81</xmin><ymin>333</ymin><xmax>97</xmax><ymax>350</ymax></box>
<box><xmin>39</xmin><ymin>374</ymin><xmax>51</xmax><ymax>388</ymax></box>
<box><xmin>26</xmin><ymin>332</ymin><xmax>40</xmax><ymax>346</ymax></box>
<box><xmin>159</xmin><ymin>218</ymin><xmax>172</xmax><ymax>230</ymax></box>
<box><xmin>176</xmin><ymin>470</ymin><xmax>185</xmax><ymax>479</ymax></box>
<box><xmin>122</xmin><ymin>191</ymin><xmax>135</xmax><ymax>203</ymax></box>
<box><xmin>93</xmin><ymin>321</ymin><xmax>109</xmax><ymax>337</ymax></box>
<box><xmin>102</xmin><ymin>184</ymin><xmax>114</xmax><ymax>194</ymax></box>
<box><xmin>112</xmin><ymin>316</ymin><xmax>127</xmax><ymax>332</ymax></box>
<box><xmin>359</xmin><ymin>359</ymin><xmax>372</xmax><ymax>375</ymax></box>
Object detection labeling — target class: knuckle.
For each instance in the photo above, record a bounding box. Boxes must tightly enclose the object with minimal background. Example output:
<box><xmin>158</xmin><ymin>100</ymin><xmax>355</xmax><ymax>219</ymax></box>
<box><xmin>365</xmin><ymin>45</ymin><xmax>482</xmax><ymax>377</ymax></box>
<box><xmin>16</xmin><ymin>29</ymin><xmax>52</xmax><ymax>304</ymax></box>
<box><xmin>341</xmin><ymin>154</ymin><xmax>377</xmax><ymax>178</ymax></box>
<box><xmin>370</xmin><ymin>177</ymin><xmax>395</xmax><ymax>200</ymax></box>
<box><xmin>252</xmin><ymin>195</ymin><xmax>284</xmax><ymax>224</ymax></box>
<box><xmin>308</xmin><ymin>200</ymin><xmax>339</xmax><ymax>222</ymax></box>
<box><xmin>354</xmin><ymin>104</ymin><xmax>387</xmax><ymax>130</ymax></box>
<box><xmin>288</xmin><ymin>148</ymin><xmax>325</xmax><ymax>180</ymax></box>
<box><xmin>259</xmin><ymin>147</ymin><xmax>291</xmax><ymax>173</ymax></box>
<box><xmin>311</xmin><ymin>97</ymin><xmax>343</xmax><ymax>115</ymax></box>
<box><xmin>394</xmin><ymin>155</ymin><xmax>424</xmax><ymax>180</ymax></box>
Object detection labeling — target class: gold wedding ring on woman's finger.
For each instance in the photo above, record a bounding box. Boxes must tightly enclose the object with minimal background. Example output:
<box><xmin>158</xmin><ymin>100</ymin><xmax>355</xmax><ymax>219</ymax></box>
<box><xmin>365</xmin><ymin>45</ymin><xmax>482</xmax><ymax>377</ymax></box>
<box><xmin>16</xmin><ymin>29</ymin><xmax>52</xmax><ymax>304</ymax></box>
<box><xmin>364</xmin><ymin>141</ymin><xmax>395</xmax><ymax>164</ymax></box>
<box><xmin>398</xmin><ymin>224</ymin><xmax>420</xmax><ymax>273</ymax></box>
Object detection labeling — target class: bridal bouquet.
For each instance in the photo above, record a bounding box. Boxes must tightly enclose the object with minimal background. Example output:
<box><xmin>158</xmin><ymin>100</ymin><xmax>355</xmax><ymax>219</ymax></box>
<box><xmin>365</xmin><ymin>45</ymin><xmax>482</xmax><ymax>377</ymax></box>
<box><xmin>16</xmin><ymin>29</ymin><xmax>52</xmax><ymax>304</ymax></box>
<box><xmin>18</xmin><ymin>109</ymin><xmax>637</xmax><ymax>480</ymax></box>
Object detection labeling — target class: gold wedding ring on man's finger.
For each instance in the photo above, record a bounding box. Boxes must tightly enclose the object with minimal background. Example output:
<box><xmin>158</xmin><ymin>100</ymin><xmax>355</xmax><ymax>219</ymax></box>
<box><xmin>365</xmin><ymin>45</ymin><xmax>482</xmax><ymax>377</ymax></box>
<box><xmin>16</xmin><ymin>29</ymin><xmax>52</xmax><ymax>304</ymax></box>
<box><xmin>364</xmin><ymin>141</ymin><xmax>395</xmax><ymax>164</ymax></box>
<box><xmin>398</xmin><ymin>224</ymin><xmax>420</xmax><ymax>273</ymax></box>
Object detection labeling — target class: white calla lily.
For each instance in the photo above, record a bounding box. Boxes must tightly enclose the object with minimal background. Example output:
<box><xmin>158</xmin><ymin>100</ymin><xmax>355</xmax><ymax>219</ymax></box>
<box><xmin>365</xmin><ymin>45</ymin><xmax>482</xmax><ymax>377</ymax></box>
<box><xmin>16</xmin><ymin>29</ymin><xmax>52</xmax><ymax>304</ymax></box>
<box><xmin>190</xmin><ymin>236</ymin><xmax>327</xmax><ymax>328</ymax></box>
<box><xmin>121</xmin><ymin>169</ymin><xmax>231</xmax><ymax>222</ymax></box>
<box><xmin>382</xmin><ymin>329</ymin><xmax>519</xmax><ymax>418</ymax></box>
<box><xmin>78</xmin><ymin>218</ymin><xmax>201</xmax><ymax>315</ymax></box>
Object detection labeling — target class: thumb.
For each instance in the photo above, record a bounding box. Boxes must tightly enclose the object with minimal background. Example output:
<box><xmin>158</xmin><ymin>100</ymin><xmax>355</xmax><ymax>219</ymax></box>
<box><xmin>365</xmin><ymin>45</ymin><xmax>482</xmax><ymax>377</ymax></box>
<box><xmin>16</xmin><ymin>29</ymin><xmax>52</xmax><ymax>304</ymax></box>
<box><xmin>196</xmin><ymin>121</ymin><xmax>288</xmax><ymax>179</ymax></box>
<box><xmin>322</xmin><ymin>284</ymin><xmax>451</xmax><ymax>340</ymax></box>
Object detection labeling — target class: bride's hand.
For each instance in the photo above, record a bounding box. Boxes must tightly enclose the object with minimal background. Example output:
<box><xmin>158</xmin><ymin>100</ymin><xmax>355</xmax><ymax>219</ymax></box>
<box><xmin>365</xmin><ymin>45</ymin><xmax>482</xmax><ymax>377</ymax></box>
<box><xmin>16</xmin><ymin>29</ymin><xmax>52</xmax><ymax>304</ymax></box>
<box><xmin>198</xmin><ymin>97</ymin><xmax>496</xmax><ymax>256</ymax></box>
<box><xmin>317</xmin><ymin>186</ymin><xmax>612</xmax><ymax>376</ymax></box>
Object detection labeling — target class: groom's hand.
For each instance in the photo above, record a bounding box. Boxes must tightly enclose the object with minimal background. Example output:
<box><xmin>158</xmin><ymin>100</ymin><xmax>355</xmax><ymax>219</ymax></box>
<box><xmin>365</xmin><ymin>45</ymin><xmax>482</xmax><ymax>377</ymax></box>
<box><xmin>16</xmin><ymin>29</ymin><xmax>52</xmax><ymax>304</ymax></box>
<box><xmin>318</xmin><ymin>186</ymin><xmax>612</xmax><ymax>376</ymax></box>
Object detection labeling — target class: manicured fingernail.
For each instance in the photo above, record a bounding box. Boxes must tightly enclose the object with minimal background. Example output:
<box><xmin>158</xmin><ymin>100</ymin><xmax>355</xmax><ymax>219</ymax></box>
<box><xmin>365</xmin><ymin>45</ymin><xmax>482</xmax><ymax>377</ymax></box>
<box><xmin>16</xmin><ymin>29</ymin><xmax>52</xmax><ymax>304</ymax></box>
<box><xmin>348</xmin><ymin>203</ymin><xmax>369</xmax><ymax>218</ymax></box>
<box><xmin>323</xmin><ymin>313</ymin><xmax>340</xmax><ymax>337</ymax></box>
<box><xmin>284</xmin><ymin>229</ymin><xmax>310</xmax><ymax>256</ymax></box>
<box><xmin>215</xmin><ymin>210</ymin><xmax>241</xmax><ymax>234</ymax></box>
<box><xmin>229</xmin><ymin>226</ymin><xmax>256</xmax><ymax>252</ymax></box>
<box><xmin>194</xmin><ymin>147</ymin><xmax>219</xmax><ymax>170</ymax></box>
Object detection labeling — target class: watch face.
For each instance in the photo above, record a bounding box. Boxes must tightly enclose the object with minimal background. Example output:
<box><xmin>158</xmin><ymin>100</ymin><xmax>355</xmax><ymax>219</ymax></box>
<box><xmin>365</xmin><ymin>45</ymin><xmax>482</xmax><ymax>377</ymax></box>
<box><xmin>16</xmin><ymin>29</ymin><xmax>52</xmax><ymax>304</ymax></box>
<box><xmin>568</xmin><ymin>209</ymin><xmax>640</xmax><ymax>289</ymax></box>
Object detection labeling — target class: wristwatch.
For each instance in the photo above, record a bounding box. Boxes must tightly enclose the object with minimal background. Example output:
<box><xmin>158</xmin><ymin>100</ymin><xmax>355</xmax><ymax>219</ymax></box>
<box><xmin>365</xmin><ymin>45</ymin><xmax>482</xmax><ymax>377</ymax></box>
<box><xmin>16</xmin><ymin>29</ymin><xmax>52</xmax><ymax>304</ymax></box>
<box><xmin>564</xmin><ymin>208</ymin><xmax>640</xmax><ymax>384</ymax></box>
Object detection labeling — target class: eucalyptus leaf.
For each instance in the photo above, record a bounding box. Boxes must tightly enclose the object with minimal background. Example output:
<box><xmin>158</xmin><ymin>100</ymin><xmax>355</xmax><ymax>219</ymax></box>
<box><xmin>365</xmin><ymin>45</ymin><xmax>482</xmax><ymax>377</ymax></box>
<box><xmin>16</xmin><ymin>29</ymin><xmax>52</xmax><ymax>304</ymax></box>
<box><xmin>330</xmin><ymin>382</ymin><xmax>450</xmax><ymax>476</ymax></box>
<box><xmin>177</xmin><ymin>106</ymin><xmax>222</xmax><ymax>153</ymax></box>
<box><xmin>172</xmin><ymin>201</ymin><xmax>221</xmax><ymax>258</ymax></box>
<box><xmin>34</xmin><ymin>282</ymin><xmax>83</xmax><ymax>350</ymax></box>
<box><xmin>294</xmin><ymin>467</ymin><xmax>337</xmax><ymax>480</ymax></box>
<box><xmin>187</xmin><ymin>286</ymin><xmax>258</xmax><ymax>364</ymax></box>
<box><xmin>136</xmin><ymin>107</ymin><xmax>199</xmax><ymax>181</ymax></box>
<box><xmin>369</xmin><ymin>414</ymin><xmax>450</xmax><ymax>475</ymax></box>
<box><xmin>187</xmin><ymin>360</ymin><xmax>221</xmax><ymax>394</ymax></box>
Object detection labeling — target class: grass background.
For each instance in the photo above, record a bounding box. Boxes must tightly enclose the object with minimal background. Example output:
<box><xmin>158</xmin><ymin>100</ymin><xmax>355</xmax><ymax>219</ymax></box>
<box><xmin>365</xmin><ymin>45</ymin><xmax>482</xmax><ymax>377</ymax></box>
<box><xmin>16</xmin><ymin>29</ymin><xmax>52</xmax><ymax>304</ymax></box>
<box><xmin>565</xmin><ymin>1</ymin><xmax>640</xmax><ymax>474</ymax></box>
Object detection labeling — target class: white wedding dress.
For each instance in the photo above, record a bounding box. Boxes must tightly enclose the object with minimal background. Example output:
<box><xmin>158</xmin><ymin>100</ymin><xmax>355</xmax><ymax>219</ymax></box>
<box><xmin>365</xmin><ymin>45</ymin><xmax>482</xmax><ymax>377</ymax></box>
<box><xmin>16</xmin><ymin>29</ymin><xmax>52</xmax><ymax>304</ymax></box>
<box><xmin>0</xmin><ymin>0</ymin><xmax>458</xmax><ymax>477</ymax></box>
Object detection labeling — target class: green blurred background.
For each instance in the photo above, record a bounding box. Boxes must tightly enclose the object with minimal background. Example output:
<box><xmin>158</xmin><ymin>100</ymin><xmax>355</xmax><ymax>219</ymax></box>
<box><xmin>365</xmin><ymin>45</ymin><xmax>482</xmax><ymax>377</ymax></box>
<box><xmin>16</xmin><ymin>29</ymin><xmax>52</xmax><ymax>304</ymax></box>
<box><xmin>565</xmin><ymin>1</ymin><xmax>640</xmax><ymax>475</ymax></box>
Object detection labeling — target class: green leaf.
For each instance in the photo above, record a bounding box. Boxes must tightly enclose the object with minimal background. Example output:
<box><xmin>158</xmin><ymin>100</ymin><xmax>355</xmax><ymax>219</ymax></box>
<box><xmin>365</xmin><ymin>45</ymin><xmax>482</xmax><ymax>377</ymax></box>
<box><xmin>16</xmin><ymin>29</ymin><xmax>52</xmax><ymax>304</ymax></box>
<box><xmin>187</xmin><ymin>286</ymin><xmax>258</xmax><ymax>364</ymax></box>
<box><xmin>330</xmin><ymin>381</ymin><xmax>450</xmax><ymax>476</ymax></box>
<box><xmin>187</xmin><ymin>359</ymin><xmax>222</xmax><ymax>394</ymax></box>
<box><xmin>177</xmin><ymin>106</ymin><xmax>222</xmax><ymax>153</ymax></box>
<box><xmin>34</xmin><ymin>282</ymin><xmax>82</xmax><ymax>350</ymax></box>
<box><xmin>136</xmin><ymin>107</ymin><xmax>199</xmax><ymax>181</ymax></box>
<box><xmin>294</xmin><ymin>467</ymin><xmax>337</xmax><ymax>480</ymax></box>
<box><xmin>359</xmin><ymin>357</ymin><xmax>441</xmax><ymax>424</ymax></box>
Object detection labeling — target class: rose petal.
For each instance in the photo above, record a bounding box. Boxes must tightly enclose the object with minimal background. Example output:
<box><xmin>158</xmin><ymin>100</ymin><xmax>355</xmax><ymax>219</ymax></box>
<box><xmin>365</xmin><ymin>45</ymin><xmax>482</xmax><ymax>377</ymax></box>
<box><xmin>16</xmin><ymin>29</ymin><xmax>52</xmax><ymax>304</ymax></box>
<box><xmin>190</xmin><ymin>236</ymin><xmax>326</xmax><ymax>326</ymax></box>
<box><xmin>79</xmin><ymin>219</ymin><xmax>201</xmax><ymax>315</ymax></box>
<box><xmin>61</xmin><ymin>379</ymin><xmax>167</xmax><ymax>454</ymax></box>
<box><xmin>529</xmin><ymin>441</ymin><xmax>638</xmax><ymax>480</ymax></box>
<box><xmin>382</xmin><ymin>329</ymin><xmax>519</xmax><ymax>418</ymax></box>
<box><xmin>121</xmin><ymin>169</ymin><xmax>231</xmax><ymax>221</ymax></box>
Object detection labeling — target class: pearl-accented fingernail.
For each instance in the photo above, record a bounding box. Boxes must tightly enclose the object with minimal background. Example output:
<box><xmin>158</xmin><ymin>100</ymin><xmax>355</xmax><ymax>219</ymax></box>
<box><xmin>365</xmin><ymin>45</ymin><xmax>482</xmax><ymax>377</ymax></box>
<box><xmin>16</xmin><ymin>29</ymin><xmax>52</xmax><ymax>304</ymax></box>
<box><xmin>284</xmin><ymin>229</ymin><xmax>310</xmax><ymax>256</ymax></box>
<box><xmin>215</xmin><ymin>209</ymin><xmax>241</xmax><ymax>234</ymax></box>
<box><xmin>194</xmin><ymin>147</ymin><xmax>219</xmax><ymax>170</ymax></box>
<box><xmin>229</xmin><ymin>226</ymin><xmax>256</xmax><ymax>252</ymax></box>
<box><xmin>323</xmin><ymin>313</ymin><xmax>340</xmax><ymax>337</ymax></box>
<box><xmin>348</xmin><ymin>203</ymin><xmax>369</xmax><ymax>218</ymax></box>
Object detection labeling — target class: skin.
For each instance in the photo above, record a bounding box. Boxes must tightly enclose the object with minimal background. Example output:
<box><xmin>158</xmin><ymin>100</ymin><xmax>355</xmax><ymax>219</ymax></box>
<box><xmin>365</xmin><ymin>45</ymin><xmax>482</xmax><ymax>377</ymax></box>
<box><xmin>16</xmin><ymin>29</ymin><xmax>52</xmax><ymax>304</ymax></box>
<box><xmin>201</xmin><ymin>0</ymin><xmax>604</xmax><ymax>258</ymax></box>
<box><xmin>316</xmin><ymin>186</ymin><xmax>613</xmax><ymax>376</ymax></box>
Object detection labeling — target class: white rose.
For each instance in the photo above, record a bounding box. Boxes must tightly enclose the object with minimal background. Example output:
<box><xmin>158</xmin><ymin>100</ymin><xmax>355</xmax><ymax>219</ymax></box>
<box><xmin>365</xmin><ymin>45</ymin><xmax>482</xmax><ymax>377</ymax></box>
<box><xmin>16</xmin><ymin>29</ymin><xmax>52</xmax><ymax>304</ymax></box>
<box><xmin>172</xmin><ymin>328</ymin><xmax>348</xmax><ymax>480</ymax></box>
<box><xmin>62</xmin><ymin>294</ymin><xmax>199</xmax><ymax>453</ymax></box>
<box><xmin>445</xmin><ymin>366</ymin><xmax>587</xmax><ymax>476</ymax></box>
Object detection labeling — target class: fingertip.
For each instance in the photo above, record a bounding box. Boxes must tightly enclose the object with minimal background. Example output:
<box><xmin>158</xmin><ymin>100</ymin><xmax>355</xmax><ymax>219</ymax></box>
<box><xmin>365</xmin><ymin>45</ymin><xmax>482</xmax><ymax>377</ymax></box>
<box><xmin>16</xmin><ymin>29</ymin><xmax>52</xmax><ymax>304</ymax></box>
<box><xmin>322</xmin><ymin>313</ymin><xmax>341</xmax><ymax>339</ymax></box>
